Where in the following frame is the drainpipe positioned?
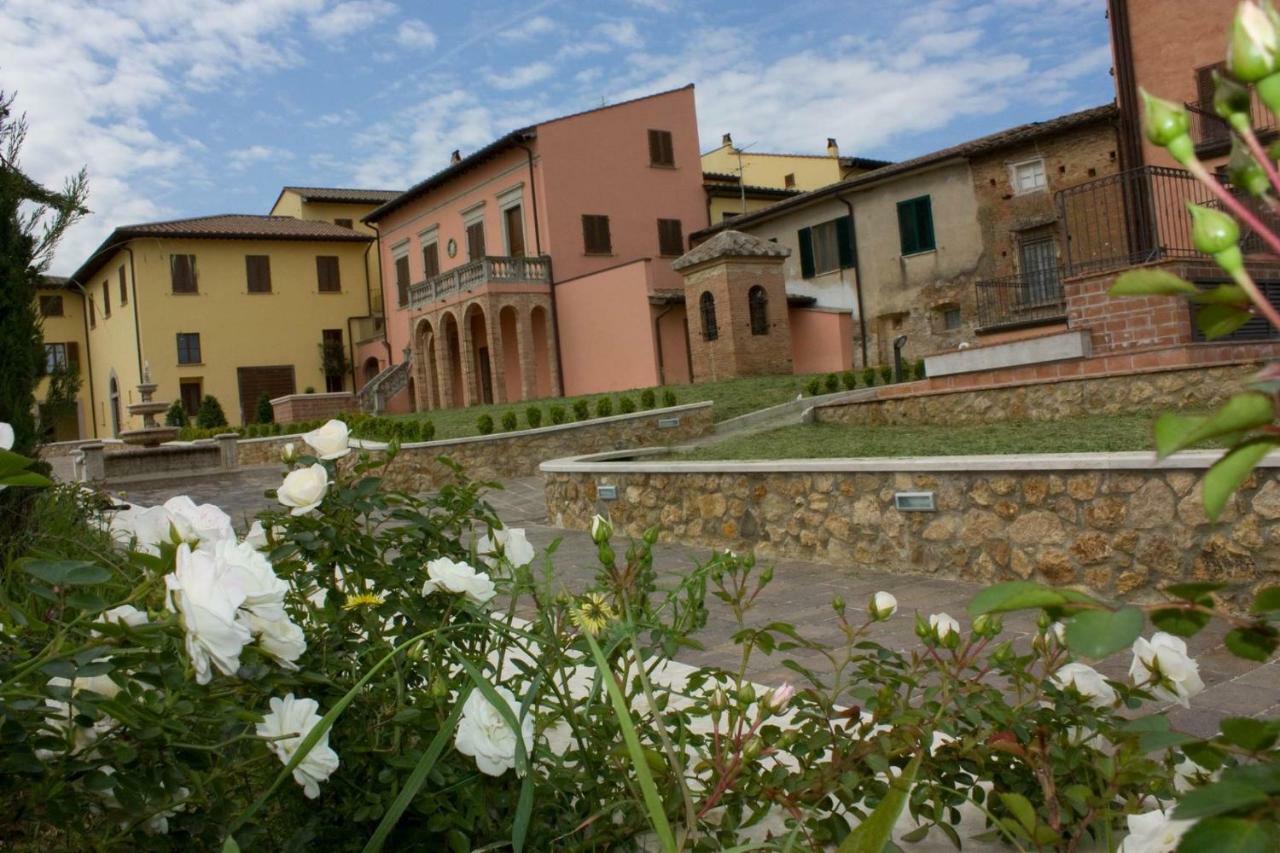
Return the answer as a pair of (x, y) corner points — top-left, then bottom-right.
(653, 302), (675, 385)
(838, 196), (869, 368)
(123, 247), (143, 383)
(369, 222), (394, 369)
(68, 278), (98, 439)
(517, 139), (566, 394)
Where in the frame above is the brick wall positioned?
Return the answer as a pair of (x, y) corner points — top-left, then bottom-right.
(1065, 261), (1195, 354)
(683, 258), (793, 381)
(271, 392), (358, 424)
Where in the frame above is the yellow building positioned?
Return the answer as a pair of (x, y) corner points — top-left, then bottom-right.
(34, 277), (90, 442)
(701, 133), (891, 223)
(67, 214), (376, 435)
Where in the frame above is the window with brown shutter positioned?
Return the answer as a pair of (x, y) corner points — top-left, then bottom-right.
(395, 255), (410, 306)
(504, 205), (525, 256)
(66, 341), (80, 371)
(657, 218), (684, 256)
(246, 255), (272, 293)
(171, 254), (197, 293)
(422, 242), (440, 279)
(118, 266), (128, 306)
(39, 294), (64, 317)
(88, 299), (95, 328)
(334, 218), (353, 229)
(180, 380), (203, 416)
(582, 214), (612, 254)
(316, 256), (340, 292)
(466, 221), (486, 260)
(101, 280), (110, 317)
(648, 129), (675, 167)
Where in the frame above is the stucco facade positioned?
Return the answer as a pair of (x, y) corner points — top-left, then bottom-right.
(34, 280), (89, 441)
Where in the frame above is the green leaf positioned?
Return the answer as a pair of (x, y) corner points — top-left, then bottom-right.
(1196, 303), (1255, 339)
(1064, 607), (1144, 659)
(837, 753), (922, 853)
(1174, 781), (1270, 819)
(1223, 625), (1278, 661)
(1138, 730), (1199, 753)
(22, 560), (111, 586)
(1151, 607), (1211, 637)
(1122, 714), (1171, 733)
(222, 837), (241, 853)
(0, 471), (52, 488)
(1177, 817), (1280, 853)
(1153, 393), (1274, 458)
(1219, 717), (1279, 752)
(0, 449), (35, 477)
(968, 581), (1093, 616)
(1166, 582), (1228, 602)
(1203, 438), (1280, 521)
(999, 792), (1037, 833)
(1189, 284), (1251, 305)
(362, 685), (471, 853)
(1109, 268), (1199, 297)
(1252, 586), (1280, 614)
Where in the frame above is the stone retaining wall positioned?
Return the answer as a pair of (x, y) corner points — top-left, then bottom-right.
(270, 392), (358, 424)
(543, 452), (1280, 602)
(815, 362), (1260, 427)
(238, 403), (714, 490)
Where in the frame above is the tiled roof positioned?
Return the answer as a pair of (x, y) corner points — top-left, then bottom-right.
(692, 103), (1119, 239)
(672, 229), (791, 271)
(282, 186), (403, 204)
(70, 214), (372, 283)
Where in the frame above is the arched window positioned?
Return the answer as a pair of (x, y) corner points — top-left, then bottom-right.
(748, 285), (768, 335)
(699, 291), (718, 341)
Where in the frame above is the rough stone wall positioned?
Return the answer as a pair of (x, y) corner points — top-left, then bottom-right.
(545, 464), (1280, 601)
(815, 362), (1260, 427)
(272, 393), (358, 424)
(236, 404), (714, 484)
(970, 120), (1120, 281)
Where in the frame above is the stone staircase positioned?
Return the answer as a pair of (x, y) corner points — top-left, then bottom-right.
(357, 360), (410, 413)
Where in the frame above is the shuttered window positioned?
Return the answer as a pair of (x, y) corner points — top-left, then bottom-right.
(422, 242), (440, 279)
(101, 280), (110, 317)
(177, 332), (202, 364)
(67, 341), (80, 371)
(39, 294), (63, 317)
(582, 214), (612, 254)
(466, 221), (486, 260)
(797, 215), (855, 278)
(118, 266), (128, 305)
(657, 218), (684, 256)
(648, 129), (675, 166)
(395, 255), (411, 306)
(316, 256), (341, 292)
(246, 255), (272, 293)
(171, 254), (198, 293)
(897, 195), (936, 255)
(699, 291), (718, 340)
(334, 218), (353, 229)
(180, 380), (202, 416)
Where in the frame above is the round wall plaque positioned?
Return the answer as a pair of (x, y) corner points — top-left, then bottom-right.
(446, 238), (458, 258)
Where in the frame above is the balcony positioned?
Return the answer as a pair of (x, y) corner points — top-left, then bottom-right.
(1057, 165), (1280, 279)
(1185, 94), (1276, 158)
(408, 255), (551, 309)
(974, 271), (1066, 332)
(351, 315), (385, 344)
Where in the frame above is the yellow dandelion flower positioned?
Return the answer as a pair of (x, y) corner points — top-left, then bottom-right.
(570, 592), (617, 636)
(343, 592), (385, 610)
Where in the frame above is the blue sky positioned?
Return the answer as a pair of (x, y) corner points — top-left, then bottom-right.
(0, 0), (1113, 274)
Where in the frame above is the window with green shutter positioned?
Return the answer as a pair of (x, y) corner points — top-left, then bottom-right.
(797, 215), (855, 278)
(897, 195), (935, 255)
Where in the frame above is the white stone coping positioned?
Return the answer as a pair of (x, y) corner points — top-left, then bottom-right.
(540, 446), (1280, 474)
(270, 391), (356, 405)
(235, 402), (713, 449)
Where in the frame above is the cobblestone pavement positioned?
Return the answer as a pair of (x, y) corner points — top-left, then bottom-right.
(108, 469), (1279, 737)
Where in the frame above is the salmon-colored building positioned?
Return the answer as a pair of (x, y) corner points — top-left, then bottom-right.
(360, 86), (708, 412)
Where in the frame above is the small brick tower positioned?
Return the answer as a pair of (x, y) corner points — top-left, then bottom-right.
(672, 230), (793, 382)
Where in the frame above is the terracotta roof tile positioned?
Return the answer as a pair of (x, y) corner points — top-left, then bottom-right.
(672, 229), (791, 271)
(282, 186), (403, 204)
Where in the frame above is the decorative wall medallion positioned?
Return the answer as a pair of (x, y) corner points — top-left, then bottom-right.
(446, 238), (458, 258)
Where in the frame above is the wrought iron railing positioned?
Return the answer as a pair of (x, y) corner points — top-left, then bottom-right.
(408, 255), (551, 308)
(1185, 94), (1275, 155)
(975, 272), (1067, 331)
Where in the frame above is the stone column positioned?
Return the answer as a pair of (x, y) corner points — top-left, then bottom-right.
(544, 303), (563, 397)
(486, 302), (507, 405)
(459, 310), (477, 407)
(517, 307), (536, 401)
(80, 443), (105, 482)
(216, 433), (239, 469)
(435, 326), (454, 409)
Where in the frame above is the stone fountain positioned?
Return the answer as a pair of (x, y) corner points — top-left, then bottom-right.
(118, 362), (180, 447)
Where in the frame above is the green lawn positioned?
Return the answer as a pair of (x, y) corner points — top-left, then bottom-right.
(390, 373), (832, 440)
(676, 415), (1196, 460)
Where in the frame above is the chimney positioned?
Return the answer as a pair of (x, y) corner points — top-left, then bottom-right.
(450, 149), (461, 164)
(722, 132), (733, 146)
(826, 137), (839, 158)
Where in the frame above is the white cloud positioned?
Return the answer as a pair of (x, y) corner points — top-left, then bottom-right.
(309, 0), (396, 41)
(596, 20), (643, 48)
(228, 144), (292, 170)
(497, 15), (558, 41)
(627, 0), (677, 10)
(396, 19), (438, 50)
(486, 61), (555, 91)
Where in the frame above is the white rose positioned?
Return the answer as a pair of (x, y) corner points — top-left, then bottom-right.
(1129, 632), (1204, 708)
(108, 504), (176, 555)
(162, 496), (235, 550)
(0, 421), (13, 450)
(96, 604), (149, 631)
(302, 419), (350, 460)
(164, 544), (253, 684)
(869, 591), (897, 621)
(256, 694), (340, 799)
(38, 677), (118, 758)
(277, 464), (329, 516)
(477, 527), (536, 569)
(589, 514), (613, 544)
(214, 539), (289, 623)
(1117, 808), (1194, 853)
(422, 557), (496, 605)
(243, 520), (269, 550)
(1049, 621), (1067, 645)
(242, 612), (307, 669)
(929, 612), (960, 640)
(281, 442), (298, 463)
(1051, 662), (1118, 707)
(455, 685), (534, 777)
(1174, 757), (1217, 793)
